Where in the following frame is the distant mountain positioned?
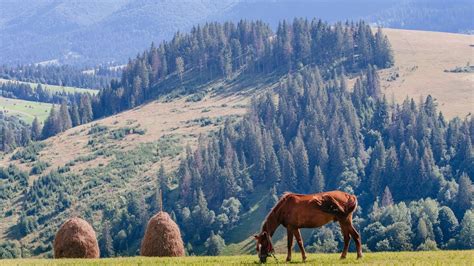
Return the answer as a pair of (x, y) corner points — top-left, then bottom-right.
(0, 0), (238, 65)
(0, 0), (472, 65)
(368, 0), (474, 34)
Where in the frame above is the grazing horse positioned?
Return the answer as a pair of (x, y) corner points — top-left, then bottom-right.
(254, 191), (362, 263)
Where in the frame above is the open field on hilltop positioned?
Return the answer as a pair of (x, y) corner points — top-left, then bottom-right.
(0, 78), (98, 95)
(0, 96), (52, 123)
(0, 251), (472, 265)
(381, 29), (474, 119)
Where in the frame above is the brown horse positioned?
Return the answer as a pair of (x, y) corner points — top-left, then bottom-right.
(254, 190), (362, 263)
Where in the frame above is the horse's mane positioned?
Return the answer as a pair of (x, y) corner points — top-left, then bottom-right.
(262, 192), (293, 231)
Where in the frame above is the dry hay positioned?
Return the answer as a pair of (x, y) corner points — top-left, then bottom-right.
(53, 217), (100, 258)
(140, 211), (185, 257)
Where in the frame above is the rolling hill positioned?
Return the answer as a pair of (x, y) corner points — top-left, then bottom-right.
(0, 28), (472, 257)
(380, 29), (474, 119)
(0, 97), (52, 123)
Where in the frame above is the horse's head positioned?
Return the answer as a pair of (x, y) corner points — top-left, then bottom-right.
(254, 231), (274, 263)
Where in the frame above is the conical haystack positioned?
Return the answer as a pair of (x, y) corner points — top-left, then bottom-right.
(140, 211), (185, 257)
(54, 217), (100, 258)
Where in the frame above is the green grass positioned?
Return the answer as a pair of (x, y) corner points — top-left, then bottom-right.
(0, 97), (53, 123)
(0, 251), (472, 265)
(0, 78), (98, 95)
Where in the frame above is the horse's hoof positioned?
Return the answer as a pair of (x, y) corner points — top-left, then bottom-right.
(286, 258), (291, 262)
(340, 256), (347, 260)
(357, 255), (363, 259)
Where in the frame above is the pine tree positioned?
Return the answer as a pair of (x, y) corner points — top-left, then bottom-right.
(70, 102), (80, 127)
(176, 57), (185, 82)
(42, 106), (59, 139)
(381, 186), (394, 207)
(456, 173), (473, 213)
(457, 210), (474, 249)
(59, 100), (72, 132)
(312, 166), (325, 193)
(31, 116), (41, 141)
(205, 231), (225, 255)
(100, 221), (115, 257)
(20, 127), (30, 146)
(438, 206), (458, 243)
(292, 136), (310, 191)
(79, 94), (93, 124)
(1, 126), (15, 152)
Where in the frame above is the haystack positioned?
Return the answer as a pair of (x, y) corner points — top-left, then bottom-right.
(140, 211), (185, 257)
(54, 217), (100, 258)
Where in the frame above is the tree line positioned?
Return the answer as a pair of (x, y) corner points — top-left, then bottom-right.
(1, 82), (84, 104)
(0, 64), (120, 90)
(4, 19), (393, 151)
(94, 19), (393, 117)
(0, 92), (94, 152)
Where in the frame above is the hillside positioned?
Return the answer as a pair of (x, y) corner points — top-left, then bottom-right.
(0, 97), (52, 123)
(380, 29), (473, 118)
(0, 73), (277, 254)
(1, 27), (472, 258)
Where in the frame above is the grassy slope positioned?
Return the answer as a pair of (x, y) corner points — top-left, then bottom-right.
(380, 29), (473, 119)
(0, 72), (280, 252)
(0, 251), (472, 265)
(0, 96), (52, 123)
(0, 78), (98, 95)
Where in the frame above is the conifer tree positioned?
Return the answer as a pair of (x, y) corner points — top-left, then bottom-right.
(70, 102), (80, 127)
(58, 100), (72, 132)
(31, 117), (41, 141)
(100, 221), (115, 257)
(456, 173), (473, 213)
(381, 186), (394, 207)
(312, 166), (325, 193)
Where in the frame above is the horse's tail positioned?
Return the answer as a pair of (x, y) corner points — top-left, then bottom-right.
(344, 195), (358, 215)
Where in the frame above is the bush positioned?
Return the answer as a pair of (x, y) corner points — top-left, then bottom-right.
(88, 124), (109, 135)
(417, 240), (439, 251)
(0, 241), (21, 259)
(30, 161), (50, 175)
(204, 232), (225, 256)
(11, 143), (45, 163)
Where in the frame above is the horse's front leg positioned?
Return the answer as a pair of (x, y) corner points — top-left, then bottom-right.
(293, 228), (307, 262)
(286, 228), (294, 262)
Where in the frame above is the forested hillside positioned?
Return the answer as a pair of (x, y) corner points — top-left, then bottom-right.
(172, 67), (473, 254)
(0, 18), (472, 259)
(95, 19), (392, 117)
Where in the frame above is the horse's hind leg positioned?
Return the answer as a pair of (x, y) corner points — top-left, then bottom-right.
(293, 229), (307, 262)
(339, 221), (351, 259)
(286, 228), (294, 262)
(349, 224), (363, 259)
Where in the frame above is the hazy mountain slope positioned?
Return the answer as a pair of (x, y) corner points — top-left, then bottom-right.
(0, 0), (238, 65)
(1, 0), (472, 66)
(369, 0), (474, 34)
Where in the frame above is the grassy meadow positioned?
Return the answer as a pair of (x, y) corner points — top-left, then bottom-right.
(0, 78), (98, 95)
(0, 251), (472, 266)
(0, 97), (53, 123)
